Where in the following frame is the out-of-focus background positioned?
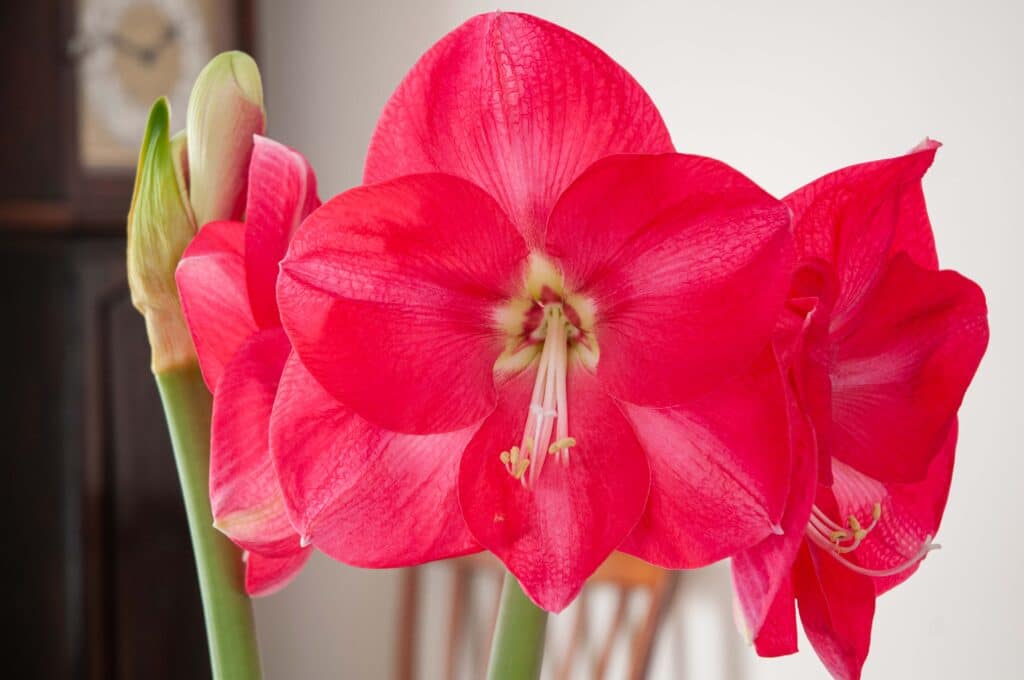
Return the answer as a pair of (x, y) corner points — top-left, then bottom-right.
(3, 1), (1021, 678)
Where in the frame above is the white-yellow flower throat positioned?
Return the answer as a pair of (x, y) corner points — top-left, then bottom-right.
(494, 255), (597, 488)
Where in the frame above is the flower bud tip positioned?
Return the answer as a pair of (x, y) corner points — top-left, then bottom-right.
(227, 51), (263, 108)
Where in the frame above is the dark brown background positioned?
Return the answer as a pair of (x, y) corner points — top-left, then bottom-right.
(0, 2), (254, 677)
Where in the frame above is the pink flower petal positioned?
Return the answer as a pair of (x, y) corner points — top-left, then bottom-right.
(751, 574), (798, 657)
(176, 219), (258, 391)
(775, 260), (837, 484)
(209, 328), (299, 556)
(364, 12), (673, 247)
(458, 364), (650, 612)
(620, 348), (790, 567)
(829, 421), (956, 594)
(244, 136), (320, 328)
(784, 140), (940, 332)
(732, 375), (817, 643)
(270, 352), (481, 566)
(278, 174), (529, 434)
(245, 547), (312, 598)
(832, 255), (988, 483)
(888, 138), (943, 269)
(546, 153), (792, 407)
(794, 543), (875, 680)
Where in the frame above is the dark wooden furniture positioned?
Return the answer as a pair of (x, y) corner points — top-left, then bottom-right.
(2, 240), (209, 679)
(1, 2), (254, 677)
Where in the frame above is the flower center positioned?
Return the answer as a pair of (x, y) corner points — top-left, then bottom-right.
(500, 303), (576, 486)
(804, 502), (940, 577)
(494, 254), (597, 488)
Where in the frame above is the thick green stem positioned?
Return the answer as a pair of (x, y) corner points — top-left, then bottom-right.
(487, 572), (548, 680)
(156, 364), (262, 679)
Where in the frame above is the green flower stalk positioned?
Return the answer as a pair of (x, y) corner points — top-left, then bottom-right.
(487, 573), (548, 680)
(127, 51), (267, 680)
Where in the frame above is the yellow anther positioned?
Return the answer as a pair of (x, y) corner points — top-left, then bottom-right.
(548, 437), (577, 453)
(509, 446), (521, 464)
(847, 516), (862, 532)
(871, 503), (882, 521)
(853, 529), (868, 541)
(830, 530), (849, 543)
(524, 438), (535, 454)
(499, 450), (511, 465)
(512, 458), (530, 479)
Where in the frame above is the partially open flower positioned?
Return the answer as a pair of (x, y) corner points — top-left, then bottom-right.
(177, 135), (320, 596)
(732, 141), (989, 680)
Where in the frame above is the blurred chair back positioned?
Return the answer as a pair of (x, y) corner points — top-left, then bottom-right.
(397, 552), (680, 680)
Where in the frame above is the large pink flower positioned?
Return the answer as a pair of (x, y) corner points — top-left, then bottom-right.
(176, 135), (320, 596)
(731, 142), (989, 679)
(272, 12), (794, 611)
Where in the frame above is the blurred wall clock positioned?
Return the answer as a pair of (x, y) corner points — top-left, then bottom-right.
(75, 0), (209, 162)
(58, 0), (253, 225)
(0, 1), (252, 229)
(73, 0), (249, 170)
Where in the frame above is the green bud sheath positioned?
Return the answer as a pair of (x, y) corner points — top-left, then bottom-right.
(127, 97), (197, 373)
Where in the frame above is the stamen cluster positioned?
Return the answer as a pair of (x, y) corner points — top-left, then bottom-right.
(500, 303), (578, 487)
(804, 502), (939, 577)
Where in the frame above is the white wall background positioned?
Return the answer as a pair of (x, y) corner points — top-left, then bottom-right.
(252, 1), (1024, 677)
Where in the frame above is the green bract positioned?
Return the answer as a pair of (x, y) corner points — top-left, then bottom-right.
(127, 97), (196, 372)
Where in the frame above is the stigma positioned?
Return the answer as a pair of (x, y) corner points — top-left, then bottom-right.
(499, 303), (576, 487)
(804, 502), (940, 577)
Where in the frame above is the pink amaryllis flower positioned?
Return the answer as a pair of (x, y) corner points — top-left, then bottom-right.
(731, 141), (989, 679)
(272, 11), (795, 611)
(176, 135), (320, 596)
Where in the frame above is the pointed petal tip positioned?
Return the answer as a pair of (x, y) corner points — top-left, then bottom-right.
(911, 137), (942, 153)
(244, 548), (313, 597)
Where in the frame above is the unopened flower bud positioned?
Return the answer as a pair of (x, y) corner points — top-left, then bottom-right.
(186, 51), (265, 227)
(127, 97), (197, 372)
